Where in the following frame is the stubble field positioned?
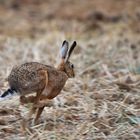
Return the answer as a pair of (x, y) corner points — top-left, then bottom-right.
(0, 0), (140, 139)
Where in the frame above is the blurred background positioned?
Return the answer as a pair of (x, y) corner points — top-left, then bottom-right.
(0, 0), (140, 139)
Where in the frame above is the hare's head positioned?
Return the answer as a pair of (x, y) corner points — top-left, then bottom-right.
(57, 40), (77, 78)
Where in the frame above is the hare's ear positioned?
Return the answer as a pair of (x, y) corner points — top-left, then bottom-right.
(60, 40), (69, 59)
(66, 41), (77, 61)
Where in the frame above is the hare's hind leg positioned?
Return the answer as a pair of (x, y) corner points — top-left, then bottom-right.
(20, 95), (36, 104)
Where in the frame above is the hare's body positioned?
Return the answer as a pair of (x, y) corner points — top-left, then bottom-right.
(9, 62), (48, 95)
(1, 40), (77, 124)
(8, 62), (68, 98)
(41, 65), (68, 99)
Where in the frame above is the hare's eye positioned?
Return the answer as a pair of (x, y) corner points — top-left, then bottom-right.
(70, 64), (74, 68)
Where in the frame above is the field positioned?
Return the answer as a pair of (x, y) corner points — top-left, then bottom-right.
(0, 0), (140, 139)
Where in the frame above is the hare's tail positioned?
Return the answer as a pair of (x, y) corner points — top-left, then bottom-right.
(1, 88), (16, 98)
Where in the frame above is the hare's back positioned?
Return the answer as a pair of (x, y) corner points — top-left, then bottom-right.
(8, 62), (50, 94)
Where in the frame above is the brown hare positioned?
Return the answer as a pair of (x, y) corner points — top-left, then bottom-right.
(1, 40), (77, 124)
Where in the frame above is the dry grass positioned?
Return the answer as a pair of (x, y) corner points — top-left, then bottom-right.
(0, 0), (140, 140)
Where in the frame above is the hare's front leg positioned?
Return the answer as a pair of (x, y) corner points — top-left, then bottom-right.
(28, 90), (44, 119)
(33, 99), (53, 124)
(34, 106), (45, 125)
(29, 70), (48, 119)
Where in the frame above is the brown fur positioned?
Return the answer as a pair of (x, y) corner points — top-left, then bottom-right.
(6, 40), (77, 124)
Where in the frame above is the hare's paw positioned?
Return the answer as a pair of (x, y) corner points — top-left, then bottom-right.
(20, 96), (28, 104)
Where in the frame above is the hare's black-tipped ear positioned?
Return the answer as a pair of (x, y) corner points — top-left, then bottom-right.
(60, 40), (69, 59)
(66, 41), (77, 61)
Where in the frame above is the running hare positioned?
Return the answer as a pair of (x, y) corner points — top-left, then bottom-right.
(1, 40), (77, 124)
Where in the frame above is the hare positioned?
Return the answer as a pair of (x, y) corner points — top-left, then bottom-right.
(1, 40), (77, 124)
